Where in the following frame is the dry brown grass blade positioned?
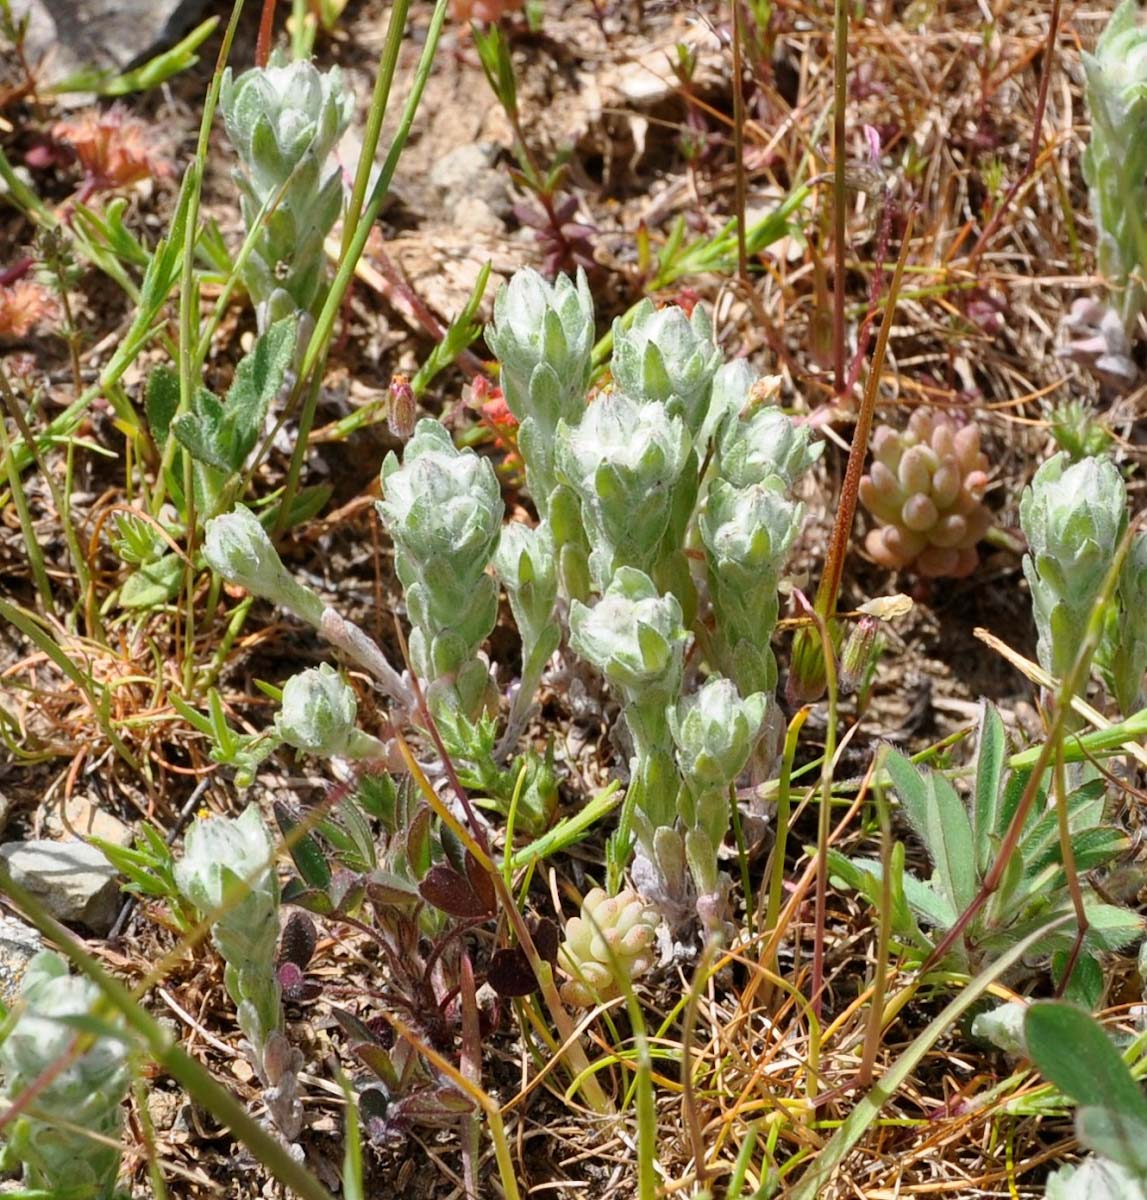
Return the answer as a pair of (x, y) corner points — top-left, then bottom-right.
(974, 626), (1147, 768)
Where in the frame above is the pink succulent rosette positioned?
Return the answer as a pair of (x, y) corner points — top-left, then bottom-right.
(859, 409), (992, 578)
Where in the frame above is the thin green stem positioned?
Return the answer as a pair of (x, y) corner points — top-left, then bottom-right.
(0, 362), (93, 625)
(763, 706), (809, 967)
(858, 751), (892, 1088)
(339, 0), (410, 261)
(730, 781), (754, 942)
(0, 394), (53, 610)
(1050, 741), (1088, 992)
(681, 939), (717, 1190)
(276, 0), (444, 535)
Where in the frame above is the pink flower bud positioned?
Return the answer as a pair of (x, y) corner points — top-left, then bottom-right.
(387, 374), (416, 440)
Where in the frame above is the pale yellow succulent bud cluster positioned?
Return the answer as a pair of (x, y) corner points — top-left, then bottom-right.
(558, 888), (659, 1007)
(859, 409), (992, 578)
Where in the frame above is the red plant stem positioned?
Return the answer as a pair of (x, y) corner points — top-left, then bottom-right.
(813, 207), (915, 623)
(802, 590), (838, 1021)
(370, 247), (486, 379)
(844, 186), (894, 393)
(831, 0), (848, 394)
(0, 257), (33, 287)
(965, 0), (1061, 262)
(256, 0), (277, 67)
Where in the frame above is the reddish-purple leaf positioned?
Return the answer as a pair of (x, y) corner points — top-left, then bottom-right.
(406, 804), (432, 878)
(391, 1085), (474, 1126)
(327, 869), (365, 914)
(464, 851), (496, 916)
(419, 864), (490, 919)
(531, 916), (560, 965)
(487, 947), (537, 997)
(279, 910), (317, 970)
(353, 1041), (401, 1090)
(332, 1006), (381, 1047)
(332, 1008), (400, 1089)
(277, 961), (306, 1000)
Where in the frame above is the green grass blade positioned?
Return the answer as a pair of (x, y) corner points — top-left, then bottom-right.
(789, 913), (1073, 1199)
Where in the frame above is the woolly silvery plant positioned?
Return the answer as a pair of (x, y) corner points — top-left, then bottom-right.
(1111, 532), (1147, 714)
(1096, 526), (1147, 716)
(485, 268), (595, 601)
(859, 409), (993, 579)
(569, 568), (691, 908)
(556, 392), (692, 592)
(196, 274), (820, 936)
(699, 478), (805, 698)
(377, 419), (503, 718)
(702, 358), (756, 452)
(276, 663), (389, 760)
(220, 52), (354, 330)
(1020, 453), (1126, 688)
(1083, 0), (1147, 332)
(668, 677), (767, 929)
(203, 505), (410, 709)
(204, 504), (324, 625)
(174, 805), (302, 1140)
(610, 298), (722, 436)
(493, 520), (561, 745)
(485, 267), (594, 516)
(713, 389), (822, 491)
(697, 392), (819, 703)
(1060, 3), (1147, 381)
(0, 952), (131, 1199)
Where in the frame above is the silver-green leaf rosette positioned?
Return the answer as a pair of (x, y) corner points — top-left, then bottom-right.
(377, 419), (503, 719)
(221, 52), (355, 331)
(174, 804), (303, 1141)
(0, 952), (132, 1199)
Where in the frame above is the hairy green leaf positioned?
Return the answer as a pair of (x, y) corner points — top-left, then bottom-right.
(973, 702), (1006, 872)
(1026, 1002), (1147, 1120)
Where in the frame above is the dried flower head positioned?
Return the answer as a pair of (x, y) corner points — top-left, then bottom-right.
(0, 277), (56, 339)
(53, 105), (166, 193)
(859, 408), (992, 578)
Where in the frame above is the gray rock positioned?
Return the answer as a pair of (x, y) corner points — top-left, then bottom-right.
(0, 913), (43, 1004)
(45, 792), (133, 849)
(0, 839), (120, 934)
(429, 142), (511, 229)
(11, 0), (210, 89)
